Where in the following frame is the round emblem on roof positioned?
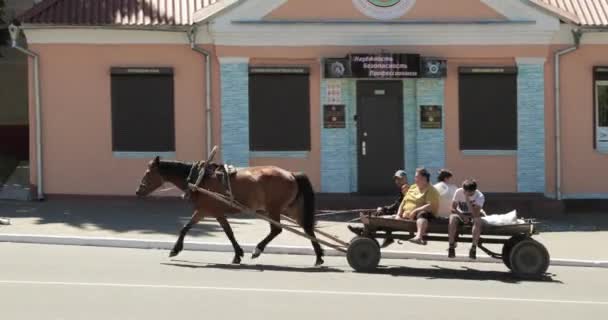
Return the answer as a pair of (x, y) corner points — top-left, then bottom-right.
(353, 0), (416, 20)
(367, 0), (401, 7)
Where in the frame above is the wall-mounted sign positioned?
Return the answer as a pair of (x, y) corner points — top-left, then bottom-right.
(420, 57), (447, 78)
(352, 0), (417, 20)
(324, 54), (446, 79)
(324, 58), (352, 78)
(326, 81), (343, 104)
(324, 104), (346, 128)
(420, 105), (442, 129)
(350, 53), (420, 78)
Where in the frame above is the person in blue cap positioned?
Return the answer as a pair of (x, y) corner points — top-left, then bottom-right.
(348, 169), (409, 247)
(376, 170), (410, 217)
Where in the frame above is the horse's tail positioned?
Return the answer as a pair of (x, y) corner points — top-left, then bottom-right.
(293, 172), (316, 231)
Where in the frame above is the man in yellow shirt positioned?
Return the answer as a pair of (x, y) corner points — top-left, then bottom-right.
(395, 168), (440, 245)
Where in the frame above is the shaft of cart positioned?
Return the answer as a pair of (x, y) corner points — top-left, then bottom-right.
(188, 183), (348, 253)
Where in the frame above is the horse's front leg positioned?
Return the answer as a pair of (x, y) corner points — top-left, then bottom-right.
(170, 210), (202, 257)
(216, 216), (244, 264)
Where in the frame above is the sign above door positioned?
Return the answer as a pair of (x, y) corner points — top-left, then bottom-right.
(324, 54), (446, 79)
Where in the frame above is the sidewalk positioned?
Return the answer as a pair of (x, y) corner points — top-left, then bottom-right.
(1, 198), (607, 264)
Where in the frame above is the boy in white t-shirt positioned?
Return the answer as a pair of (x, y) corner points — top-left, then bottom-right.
(433, 169), (458, 219)
(448, 179), (485, 259)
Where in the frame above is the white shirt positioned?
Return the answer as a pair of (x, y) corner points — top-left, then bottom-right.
(434, 181), (458, 218)
(452, 188), (485, 214)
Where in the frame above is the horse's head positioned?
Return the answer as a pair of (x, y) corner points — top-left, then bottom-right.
(136, 156), (164, 197)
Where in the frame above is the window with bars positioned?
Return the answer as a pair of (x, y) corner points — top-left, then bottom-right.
(248, 67), (311, 151)
(595, 67), (608, 151)
(110, 67), (175, 153)
(458, 67), (518, 150)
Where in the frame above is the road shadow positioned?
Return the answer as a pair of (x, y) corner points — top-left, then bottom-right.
(534, 213), (608, 232)
(162, 259), (560, 284)
(375, 264), (562, 284)
(162, 259), (345, 274)
(0, 197), (254, 236)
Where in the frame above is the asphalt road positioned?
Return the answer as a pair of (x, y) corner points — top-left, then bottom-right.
(1, 243), (607, 320)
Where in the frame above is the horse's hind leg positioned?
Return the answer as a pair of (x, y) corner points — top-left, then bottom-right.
(305, 228), (325, 267)
(252, 211), (282, 259)
(285, 203), (324, 266)
(170, 210), (201, 258)
(217, 216), (244, 264)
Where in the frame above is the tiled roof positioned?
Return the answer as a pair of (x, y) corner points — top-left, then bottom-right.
(18, 0), (608, 28)
(19, 0), (221, 26)
(534, 0), (608, 26)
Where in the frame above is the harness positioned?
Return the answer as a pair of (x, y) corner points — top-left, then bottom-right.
(215, 164), (237, 200)
(184, 161), (237, 201)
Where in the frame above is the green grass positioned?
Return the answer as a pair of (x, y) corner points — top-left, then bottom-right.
(0, 154), (19, 185)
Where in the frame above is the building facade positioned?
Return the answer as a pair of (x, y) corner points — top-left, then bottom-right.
(9, 0), (608, 200)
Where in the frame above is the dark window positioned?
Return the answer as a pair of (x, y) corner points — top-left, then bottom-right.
(458, 67), (518, 150)
(249, 69), (310, 151)
(0, 28), (9, 54)
(110, 68), (175, 152)
(0, 14), (8, 54)
(594, 67), (608, 150)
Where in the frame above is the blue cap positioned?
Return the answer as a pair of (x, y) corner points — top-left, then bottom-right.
(394, 170), (407, 178)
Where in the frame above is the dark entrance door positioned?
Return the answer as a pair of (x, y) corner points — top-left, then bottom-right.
(357, 80), (404, 195)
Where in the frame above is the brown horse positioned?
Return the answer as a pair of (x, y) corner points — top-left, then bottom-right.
(135, 156), (324, 266)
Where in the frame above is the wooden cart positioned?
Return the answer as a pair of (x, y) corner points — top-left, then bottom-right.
(346, 213), (550, 278)
(189, 146), (549, 278)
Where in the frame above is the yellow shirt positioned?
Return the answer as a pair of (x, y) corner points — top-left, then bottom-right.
(400, 184), (440, 219)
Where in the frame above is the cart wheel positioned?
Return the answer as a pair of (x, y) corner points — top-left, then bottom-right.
(509, 239), (550, 279)
(347, 237), (381, 273)
(502, 235), (527, 270)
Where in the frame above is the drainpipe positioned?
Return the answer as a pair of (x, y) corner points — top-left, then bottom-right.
(8, 23), (44, 200)
(554, 29), (582, 201)
(187, 26), (213, 158)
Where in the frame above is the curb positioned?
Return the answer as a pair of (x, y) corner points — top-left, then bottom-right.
(1, 234), (607, 269)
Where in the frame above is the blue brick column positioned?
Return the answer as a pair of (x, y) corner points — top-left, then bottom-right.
(415, 79), (446, 182)
(220, 58), (250, 167)
(404, 79), (418, 179)
(320, 79), (356, 192)
(345, 80), (358, 192)
(516, 58), (546, 193)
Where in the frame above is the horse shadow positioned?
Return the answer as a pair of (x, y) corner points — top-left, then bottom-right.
(162, 259), (560, 284)
(162, 259), (345, 273)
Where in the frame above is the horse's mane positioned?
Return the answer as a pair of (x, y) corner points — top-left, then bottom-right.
(158, 160), (195, 179)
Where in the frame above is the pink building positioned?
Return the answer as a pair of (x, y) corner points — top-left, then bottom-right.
(6, 0), (608, 205)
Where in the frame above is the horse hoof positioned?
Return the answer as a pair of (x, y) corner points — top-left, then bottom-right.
(169, 250), (180, 258)
(252, 248), (262, 259)
(315, 258), (324, 267)
(232, 256), (241, 264)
